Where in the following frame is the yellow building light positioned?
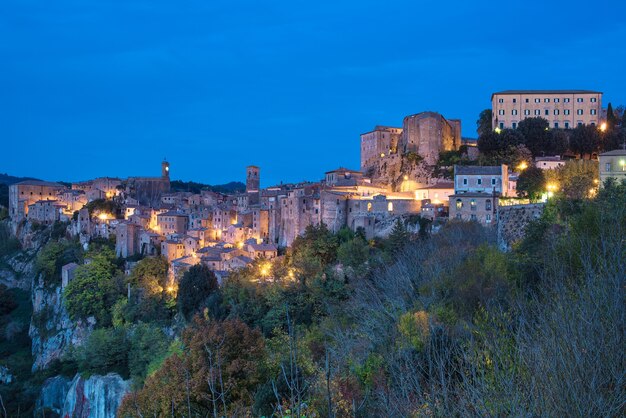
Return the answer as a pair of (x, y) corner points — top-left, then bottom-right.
(494, 127), (502, 134)
(380, 153), (385, 158)
(599, 122), (607, 132)
(517, 161), (528, 171)
(403, 175), (409, 181)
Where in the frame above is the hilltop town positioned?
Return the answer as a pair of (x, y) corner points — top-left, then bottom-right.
(1, 89), (625, 417)
(6, 90), (626, 284)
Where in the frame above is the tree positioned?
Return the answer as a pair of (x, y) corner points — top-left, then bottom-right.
(387, 219), (409, 255)
(516, 166), (545, 201)
(516, 117), (550, 156)
(178, 264), (219, 320)
(557, 160), (599, 200)
(337, 236), (370, 273)
(606, 102), (617, 129)
(569, 125), (600, 158)
(128, 323), (170, 383)
(476, 109), (493, 137)
(73, 327), (130, 377)
(545, 129), (568, 156)
(63, 252), (120, 325)
(129, 256), (169, 294)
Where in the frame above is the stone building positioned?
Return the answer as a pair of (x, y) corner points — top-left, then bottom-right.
(535, 156), (566, 170)
(156, 211), (189, 236)
(491, 90), (603, 130)
(360, 126), (402, 171)
(115, 222), (140, 258)
(361, 111), (461, 173)
(449, 192), (497, 225)
(400, 112), (462, 165)
(599, 149), (626, 184)
(9, 180), (67, 222)
(453, 165), (510, 196)
(27, 200), (65, 224)
(126, 160), (171, 206)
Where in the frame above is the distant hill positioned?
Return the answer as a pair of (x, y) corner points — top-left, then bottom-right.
(170, 180), (246, 194)
(0, 173), (41, 186)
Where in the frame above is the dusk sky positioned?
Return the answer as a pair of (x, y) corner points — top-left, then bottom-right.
(1, 0), (625, 186)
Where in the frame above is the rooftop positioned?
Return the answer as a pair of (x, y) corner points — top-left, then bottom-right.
(455, 165), (504, 175)
(492, 90), (602, 99)
(14, 180), (65, 188)
(599, 149), (626, 156)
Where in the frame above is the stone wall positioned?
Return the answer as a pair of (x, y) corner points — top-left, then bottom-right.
(497, 203), (545, 251)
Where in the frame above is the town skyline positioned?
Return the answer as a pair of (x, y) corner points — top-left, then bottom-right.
(2, 0), (626, 185)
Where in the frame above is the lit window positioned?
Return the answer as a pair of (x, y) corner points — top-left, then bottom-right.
(367, 202), (372, 212)
(470, 199), (476, 210)
(387, 202), (393, 212)
(456, 199), (463, 209)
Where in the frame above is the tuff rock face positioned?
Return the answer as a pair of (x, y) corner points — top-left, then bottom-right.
(29, 274), (93, 371)
(37, 375), (72, 416)
(37, 373), (130, 418)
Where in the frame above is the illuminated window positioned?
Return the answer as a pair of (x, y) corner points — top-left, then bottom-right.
(456, 199), (463, 209)
(367, 203), (372, 212)
(387, 202), (393, 212)
(470, 199), (476, 210)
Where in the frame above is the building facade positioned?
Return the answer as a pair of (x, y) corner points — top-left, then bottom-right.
(599, 149), (626, 184)
(492, 90), (603, 130)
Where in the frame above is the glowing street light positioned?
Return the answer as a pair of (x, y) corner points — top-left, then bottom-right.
(494, 127), (502, 134)
(600, 122), (607, 132)
(517, 161), (528, 171)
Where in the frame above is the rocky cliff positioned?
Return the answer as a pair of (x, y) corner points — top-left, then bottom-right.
(29, 274), (93, 371)
(37, 373), (130, 418)
(497, 203), (545, 251)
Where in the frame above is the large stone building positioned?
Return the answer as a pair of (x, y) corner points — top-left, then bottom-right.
(491, 90), (603, 130)
(360, 111), (462, 173)
(400, 112), (461, 165)
(9, 180), (67, 222)
(126, 160), (171, 206)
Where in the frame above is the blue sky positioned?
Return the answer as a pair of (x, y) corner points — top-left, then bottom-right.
(1, 0), (625, 186)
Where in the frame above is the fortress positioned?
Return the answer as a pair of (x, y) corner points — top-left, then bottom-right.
(361, 111), (462, 172)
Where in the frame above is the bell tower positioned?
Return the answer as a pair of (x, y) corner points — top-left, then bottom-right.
(162, 160), (170, 180)
(246, 165), (260, 205)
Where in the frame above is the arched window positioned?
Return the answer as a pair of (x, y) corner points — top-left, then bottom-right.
(456, 199), (463, 209)
(486, 199), (492, 211)
(387, 202), (393, 212)
(367, 202), (372, 212)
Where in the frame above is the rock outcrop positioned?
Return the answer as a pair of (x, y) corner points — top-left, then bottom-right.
(29, 274), (93, 371)
(36, 375), (72, 416)
(37, 373), (130, 418)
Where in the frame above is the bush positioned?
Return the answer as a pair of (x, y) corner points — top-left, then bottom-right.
(34, 240), (82, 285)
(74, 327), (130, 377)
(178, 264), (219, 320)
(63, 252), (121, 326)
